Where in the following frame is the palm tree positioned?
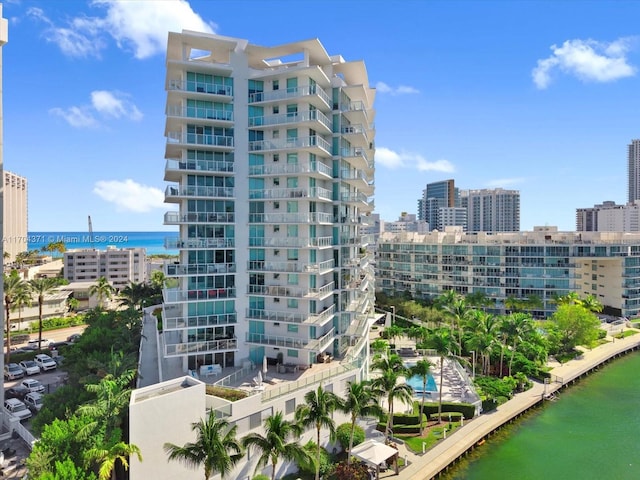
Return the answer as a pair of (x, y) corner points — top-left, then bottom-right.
(3, 272), (27, 363)
(242, 411), (311, 480)
(504, 312), (535, 376)
(90, 276), (115, 309)
(11, 283), (32, 331)
(28, 277), (58, 349)
(85, 440), (142, 480)
(371, 353), (405, 375)
(409, 360), (434, 435)
(165, 415), (243, 480)
(371, 369), (414, 442)
(118, 282), (147, 311)
(430, 328), (458, 423)
(337, 380), (384, 463)
(580, 294), (603, 313)
(295, 385), (340, 480)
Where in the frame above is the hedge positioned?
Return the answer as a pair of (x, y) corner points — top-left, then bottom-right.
(415, 401), (475, 420)
(392, 412), (427, 425)
(429, 412), (462, 422)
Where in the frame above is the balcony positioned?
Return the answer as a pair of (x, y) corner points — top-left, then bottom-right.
(306, 327), (336, 352)
(247, 258), (334, 273)
(249, 236), (333, 248)
(245, 306), (334, 326)
(248, 84), (331, 109)
(167, 131), (234, 149)
(165, 158), (234, 181)
(165, 185), (234, 203)
(167, 105), (233, 123)
(248, 135), (331, 156)
(340, 169), (374, 194)
(165, 237), (235, 250)
(168, 79), (233, 98)
(340, 124), (374, 149)
(163, 288), (236, 304)
(339, 147), (373, 171)
(245, 327), (335, 352)
(248, 110), (332, 133)
(165, 263), (236, 276)
(340, 191), (369, 205)
(247, 281), (334, 299)
(249, 186), (332, 202)
(340, 101), (372, 124)
(249, 212), (333, 224)
(164, 211), (235, 225)
(165, 337), (238, 357)
(249, 160), (332, 179)
(163, 312), (237, 330)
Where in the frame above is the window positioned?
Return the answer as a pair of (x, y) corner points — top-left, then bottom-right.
(273, 130), (280, 139)
(274, 225), (280, 232)
(273, 80), (279, 90)
(287, 324), (298, 333)
(273, 106), (279, 114)
(285, 398), (296, 414)
(273, 178), (280, 186)
(273, 202), (280, 210)
(288, 274), (299, 285)
(273, 154), (279, 162)
(250, 412), (261, 429)
(287, 349), (298, 358)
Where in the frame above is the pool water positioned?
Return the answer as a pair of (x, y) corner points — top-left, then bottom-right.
(405, 373), (438, 393)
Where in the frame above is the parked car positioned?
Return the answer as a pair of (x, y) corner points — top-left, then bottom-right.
(67, 333), (81, 343)
(21, 378), (45, 394)
(48, 341), (70, 353)
(19, 360), (41, 376)
(4, 398), (32, 421)
(23, 392), (44, 413)
(5, 385), (29, 400)
(4, 363), (24, 380)
(34, 354), (57, 372)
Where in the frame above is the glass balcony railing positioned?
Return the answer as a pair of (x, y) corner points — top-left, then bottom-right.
(163, 288), (236, 303)
(163, 312), (237, 330)
(246, 259), (334, 273)
(248, 135), (330, 155)
(245, 304), (335, 325)
(166, 158), (234, 174)
(249, 110), (331, 131)
(248, 236), (332, 248)
(168, 79), (233, 97)
(165, 185), (234, 199)
(167, 132), (234, 148)
(247, 281), (334, 298)
(165, 237), (235, 249)
(249, 160), (332, 178)
(248, 84), (331, 107)
(167, 105), (233, 122)
(165, 263), (236, 276)
(165, 337), (238, 357)
(248, 212), (333, 224)
(248, 186), (332, 201)
(164, 212), (235, 224)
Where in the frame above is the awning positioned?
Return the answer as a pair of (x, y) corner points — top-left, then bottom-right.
(350, 440), (397, 467)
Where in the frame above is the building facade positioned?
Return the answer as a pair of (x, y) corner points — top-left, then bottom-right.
(3, 171), (27, 262)
(460, 188), (520, 232)
(576, 201), (640, 233)
(418, 179), (457, 229)
(162, 32), (376, 372)
(629, 139), (640, 203)
(377, 226), (640, 318)
(63, 247), (146, 288)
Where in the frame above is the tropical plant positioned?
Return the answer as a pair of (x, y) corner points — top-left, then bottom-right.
(165, 415), (243, 480)
(430, 328), (459, 423)
(371, 353), (405, 375)
(502, 313), (535, 376)
(28, 277), (59, 348)
(11, 280), (32, 331)
(85, 438), (142, 480)
(242, 411), (311, 480)
(4, 271), (27, 363)
(409, 359), (434, 435)
(295, 385), (340, 480)
(89, 277), (115, 309)
(337, 381), (383, 463)
(465, 310), (499, 376)
(371, 369), (413, 441)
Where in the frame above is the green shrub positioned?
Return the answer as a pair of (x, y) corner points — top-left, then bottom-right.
(205, 385), (248, 401)
(301, 441), (332, 477)
(482, 398), (498, 411)
(252, 475), (270, 480)
(392, 412), (426, 425)
(336, 423), (365, 451)
(429, 412), (462, 422)
(415, 401), (475, 419)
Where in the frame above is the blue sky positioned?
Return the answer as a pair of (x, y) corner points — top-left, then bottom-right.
(3, 0), (640, 232)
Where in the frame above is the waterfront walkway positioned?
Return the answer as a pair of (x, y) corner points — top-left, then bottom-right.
(397, 333), (640, 480)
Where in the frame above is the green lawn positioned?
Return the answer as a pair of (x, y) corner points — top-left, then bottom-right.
(397, 421), (462, 453)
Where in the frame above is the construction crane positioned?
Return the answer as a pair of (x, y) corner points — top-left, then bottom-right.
(88, 215), (94, 249)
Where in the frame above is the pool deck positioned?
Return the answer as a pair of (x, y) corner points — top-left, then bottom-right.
(395, 332), (640, 479)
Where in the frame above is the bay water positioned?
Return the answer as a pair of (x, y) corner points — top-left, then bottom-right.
(443, 352), (640, 479)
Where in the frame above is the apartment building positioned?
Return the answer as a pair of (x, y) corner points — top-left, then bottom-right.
(63, 246), (146, 288)
(417, 179), (457, 229)
(460, 188), (520, 232)
(3, 171), (27, 262)
(161, 31), (375, 374)
(377, 226), (640, 318)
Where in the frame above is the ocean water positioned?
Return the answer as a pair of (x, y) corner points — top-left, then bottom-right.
(443, 352), (640, 480)
(27, 231), (178, 256)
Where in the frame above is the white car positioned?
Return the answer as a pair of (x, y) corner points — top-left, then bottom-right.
(4, 363), (24, 380)
(34, 354), (57, 372)
(21, 378), (45, 394)
(4, 398), (32, 421)
(24, 392), (44, 413)
(19, 360), (41, 376)
(27, 338), (51, 350)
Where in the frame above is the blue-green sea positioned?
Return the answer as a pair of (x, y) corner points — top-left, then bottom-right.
(444, 352), (640, 479)
(28, 231), (178, 256)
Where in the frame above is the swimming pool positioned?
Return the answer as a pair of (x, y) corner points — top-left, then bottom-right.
(405, 373), (438, 393)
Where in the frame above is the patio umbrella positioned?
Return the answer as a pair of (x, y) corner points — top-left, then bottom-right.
(263, 355), (268, 374)
(257, 370), (263, 386)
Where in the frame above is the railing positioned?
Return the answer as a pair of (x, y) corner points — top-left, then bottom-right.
(249, 212), (333, 224)
(249, 161), (332, 177)
(166, 185), (234, 198)
(246, 332), (306, 349)
(166, 263), (236, 275)
(165, 237), (235, 249)
(248, 236), (333, 248)
(340, 192), (369, 203)
(164, 212), (235, 224)
(163, 312), (237, 329)
(167, 105), (234, 121)
(213, 364), (255, 388)
(245, 305), (335, 325)
(169, 79), (233, 96)
(249, 110), (331, 131)
(166, 158), (234, 174)
(167, 132), (234, 147)
(261, 362), (355, 402)
(165, 337), (238, 356)
(163, 288), (236, 303)
(249, 186), (332, 201)
(248, 135), (330, 154)
(248, 84), (331, 106)
(306, 327), (335, 351)
(247, 260), (334, 273)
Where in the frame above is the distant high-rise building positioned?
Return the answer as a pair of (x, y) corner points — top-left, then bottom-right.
(418, 179), (457, 230)
(576, 201), (619, 232)
(629, 139), (640, 203)
(460, 188), (520, 232)
(3, 171), (27, 261)
(64, 247), (146, 288)
(576, 200), (640, 232)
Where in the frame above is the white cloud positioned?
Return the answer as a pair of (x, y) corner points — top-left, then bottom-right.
(49, 106), (98, 128)
(91, 91), (143, 121)
(376, 81), (420, 95)
(533, 37), (636, 89)
(485, 177), (525, 188)
(376, 147), (455, 173)
(51, 90), (142, 128)
(93, 179), (165, 213)
(29, 0), (215, 59)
